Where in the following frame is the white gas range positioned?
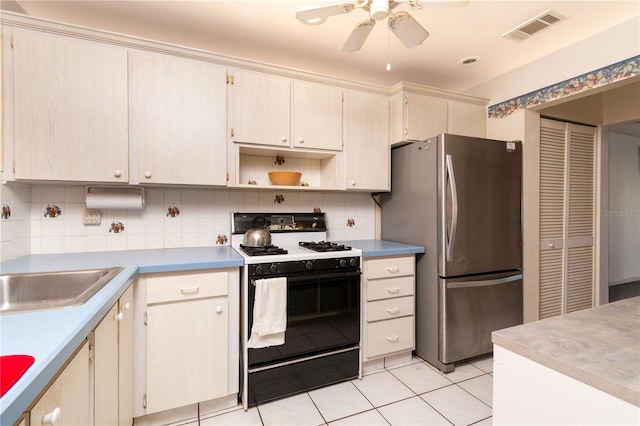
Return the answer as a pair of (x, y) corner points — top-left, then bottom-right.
(231, 212), (362, 408)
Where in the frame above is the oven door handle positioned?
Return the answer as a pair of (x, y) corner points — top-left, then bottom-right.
(286, 271), (361, 283)
(252, 270), (362, 286)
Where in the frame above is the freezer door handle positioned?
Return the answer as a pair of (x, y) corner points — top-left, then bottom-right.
(446, 274), (523, 289)
(445, 154), (459, 262)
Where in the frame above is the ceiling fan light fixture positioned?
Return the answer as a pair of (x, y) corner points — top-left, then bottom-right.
(388, 11), (429, 48)
(370, 0), (389, 20)
(342, 18), (376, 52)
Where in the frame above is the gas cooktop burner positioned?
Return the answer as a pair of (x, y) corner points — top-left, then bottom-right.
(240, 244), (288, 256)
(299, 241), (353, 252)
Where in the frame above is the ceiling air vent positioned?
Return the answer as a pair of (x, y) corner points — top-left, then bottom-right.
(502, 9), (566, 42)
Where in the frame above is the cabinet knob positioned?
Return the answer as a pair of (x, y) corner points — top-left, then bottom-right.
(216, 306), (223, 314)
(144, 171), (152, 179)
(386, 307), (400, 315)
(548, 243), (555, 248)
(114, 312), (124, 321)
(281, 137), (287, 143)
(386, 267), (400, 273)
(122, 302), (131, 311)
(42, 407), (61, 425)
(298, 138), (304, 144)
(386, 335), (400, 343)
(386, 287), (400, 294)
(114, 170), (122, 178)
(350, 180), (356, 186)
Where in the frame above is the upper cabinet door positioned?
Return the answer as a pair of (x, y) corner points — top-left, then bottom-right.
(344, 90), (389, 191)
(449, 101), (486, 138)
(292, 80), (343, 151)
(405, 93), (448, 141)
(232, 70), (291, 147)
(12, 29), (128, 182)
(130, 52), (227, 185)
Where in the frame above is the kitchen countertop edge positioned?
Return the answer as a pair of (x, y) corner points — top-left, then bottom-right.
(492, 297), (640, 407)
(337, 239), (425, 257)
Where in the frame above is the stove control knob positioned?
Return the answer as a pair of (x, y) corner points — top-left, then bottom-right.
(255, 265), (264, 275)
(339, 259), (348, 268)
(269, 264), (278, 273)
(349, 258), (358, 267)
(305, 261), (313, 270)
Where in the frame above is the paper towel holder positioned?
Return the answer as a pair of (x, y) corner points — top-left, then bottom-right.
(85, 186), (145, 210)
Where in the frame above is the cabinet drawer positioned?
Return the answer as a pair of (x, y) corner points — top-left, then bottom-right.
(366, 276), (414, 301)
(365, 256), (414, 280)
(146, 271), (228, 304)
(367, 296), (414, 322)
(366, 316), (414, 359)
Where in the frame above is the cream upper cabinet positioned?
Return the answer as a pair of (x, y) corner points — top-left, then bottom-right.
(30, 342), (90, 426)
(232, 70), (291, 148)
(449, 101), (486, 138)
(11, 29), (128, 182)
(391, 91), (448, 143)
(344, 90), (389, 191)
(232, 71), (343, 151)
(129, 52), (227, 185)
(292, 80), (343, 150)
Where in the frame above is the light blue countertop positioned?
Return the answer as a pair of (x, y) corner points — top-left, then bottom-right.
(0, 247), (243, 426)
(0, 240), (423, 424)
(339, 239), (425, 257)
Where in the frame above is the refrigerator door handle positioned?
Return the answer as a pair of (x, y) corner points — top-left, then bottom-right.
(446, 274), (523, 289)
(445, 154), (459, 261)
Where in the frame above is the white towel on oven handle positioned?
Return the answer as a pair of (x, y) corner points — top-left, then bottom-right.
(247, 277), (287, 348)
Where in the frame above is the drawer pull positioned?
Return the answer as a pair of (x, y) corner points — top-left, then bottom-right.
(385, 287), (400, 294)
(114, 312), (124, 321)
(386, 335), (399, 343)
(180, 286), (200, 294)
(386, 267), (400, 273)
(386, 307), (400, 315)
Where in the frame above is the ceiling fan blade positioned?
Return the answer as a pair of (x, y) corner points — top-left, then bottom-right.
(342, 18), (375, 52)
(296, 3), (356, 24)
(388, 11), (429, 48)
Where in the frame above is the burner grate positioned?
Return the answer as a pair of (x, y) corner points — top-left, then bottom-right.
(240, 244), (288, 256)
(299, 241), (352, 252)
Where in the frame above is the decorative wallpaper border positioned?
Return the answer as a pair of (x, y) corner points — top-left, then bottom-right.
(488, 56), (640, 119)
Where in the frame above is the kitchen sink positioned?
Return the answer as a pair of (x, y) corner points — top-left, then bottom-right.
(0, 267), (124, 314)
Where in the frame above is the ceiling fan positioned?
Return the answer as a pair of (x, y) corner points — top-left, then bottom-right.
(296, 0), (429, 52)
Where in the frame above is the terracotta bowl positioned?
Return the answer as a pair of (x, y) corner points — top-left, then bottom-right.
(268, 171), (302, 186)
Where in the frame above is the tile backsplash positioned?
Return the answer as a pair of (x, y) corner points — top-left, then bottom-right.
(1, 183), (377, 262)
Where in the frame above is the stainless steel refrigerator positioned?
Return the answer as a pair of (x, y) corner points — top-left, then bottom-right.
(381, 133), (523, 373)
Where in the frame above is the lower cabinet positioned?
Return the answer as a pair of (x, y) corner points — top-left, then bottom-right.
(133, 269), (239, 418)
(30, 342), (90, 426)
(362, 255), (416, 363)
(93, 284), (133, 426)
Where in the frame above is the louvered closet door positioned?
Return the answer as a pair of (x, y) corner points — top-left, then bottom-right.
(539, 120), (566, 318)
(565, 124), (596, 312)
(538, 119), (595, 319)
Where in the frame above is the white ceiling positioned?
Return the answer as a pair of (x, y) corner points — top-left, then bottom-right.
(2, 1), (639, 94)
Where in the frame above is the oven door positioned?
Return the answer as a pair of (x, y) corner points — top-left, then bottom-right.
(247, 269), (361, 368)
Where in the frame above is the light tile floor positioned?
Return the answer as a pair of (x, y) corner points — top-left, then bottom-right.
(175, 355), (493, 426)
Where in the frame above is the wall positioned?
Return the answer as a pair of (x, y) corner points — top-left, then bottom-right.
(0, 183), (376, 262)
(607, 132), (640, 285)
(466, 16), (640, 105)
